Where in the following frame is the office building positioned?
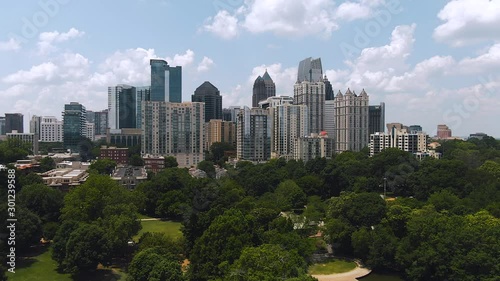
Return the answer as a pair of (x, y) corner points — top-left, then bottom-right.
(6, 131), (39, 155)
(258, 96), (293, 109)
(437, 124), (452, 139)
(63, 102), (86, 152)
(108, 84), (142, 130)
(324, 100), (335, 139)
(142, 102), (204, 168)
(87, 110), (109, 136)
(205, 119), (236, 149)
(295, 132), (334, 162)
(334, 89), (369, 153)
(29, 115), (41, 139)
(222, 108), (232, 122)
(252, 70), (276, 107)
(107, 128), (142, 147)
(236, 107), (271, 162)
(150, 59), (182, 103)
(370, 126), (429, 156)
(387, 123), (407, 133)
(324, 75), (335, 101)
(192, 81), (222, 122)
(408, 125), (423, 133)
(5, 113), (24, 134)
(100, 146), (129, 165)
(297, 57), (323, 83)
(85, 122), (95, 141)
(40, 116), (63, 142)
(369, 103), (385, 135)
(270, 104), (308, 160)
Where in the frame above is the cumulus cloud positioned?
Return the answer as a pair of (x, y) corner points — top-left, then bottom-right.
(434, 0), (500, 46)
(248, 63), (297, 96)
(202, 0), (390, 39)
(166, 49), (195, 67)
(0, 38), (21, 51)
(197, 56), (214, 72)
(202, 10), (240, 39)
(37, 28), (85, 55)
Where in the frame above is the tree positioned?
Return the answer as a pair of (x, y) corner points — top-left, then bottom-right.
(129, 154), (144, 166)
(189, 209), (256, 280)
(39, 156), (56, 172)
(10, 206), (42, 252)
(274, 180), (307, 211)
(197, 160), (216, 178)
(88, 158), (116, 175)
(328, 192), (387, 228)
(62, 224), (110, 273)
(148, 259), (184, 281)
(128, 248), (180, 281)
(164, 156), (178, 168)
(226, 244), (308, 281)
(137, 232), (183, 261)
(18, 183), (63, 222)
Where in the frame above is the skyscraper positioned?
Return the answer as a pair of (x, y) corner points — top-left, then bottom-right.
(63, 102), (86, 152)
(30, 115), (42, 139)
(294, 79), (325, 135)
(270, 104), (308, 160)
(236, 107), (271, 162)
(5, 113), (24, 134)
(324, 100), (335, 138)
(150, 59), (182, 103)
(205, 119), (236, 150)
(252, 70), (276, 107)
(192, 81), (222, 122)
(0, 116), (5, 135)
(142, 101), (204, 167)
(334, 89), (369, 153)
(108, 85), (142, 130)
(437, 124), (452, 139)
(368, 102), (385, 135)
(297, 57), (323, 83)
(324, 75), (335, 101)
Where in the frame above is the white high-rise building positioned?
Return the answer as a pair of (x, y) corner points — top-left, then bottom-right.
(258, 96), (293, 109)
(40, 117), (63, 142)
(294, 81), (325, 135)
(334, 89), (369, 153)
(370, 126), (429, 156)
(270, 104), (308, 160)
(142, 101), (204, 168)
(85, 122), (95, 141)
(324, 100), (335, 139)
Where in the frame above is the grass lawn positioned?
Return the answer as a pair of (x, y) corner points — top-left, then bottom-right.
(357, 273), (404, 281)
(8, 246), (127, 281)
(308, 259), (357, 275)
(134, 220), (183, 241)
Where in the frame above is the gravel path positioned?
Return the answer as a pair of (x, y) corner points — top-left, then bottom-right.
(311, 262), (371, 281)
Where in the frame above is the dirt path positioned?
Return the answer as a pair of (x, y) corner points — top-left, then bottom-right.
(311, 262), (371, 281)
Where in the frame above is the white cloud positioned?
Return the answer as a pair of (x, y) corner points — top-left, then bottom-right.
(248, 63), (297, 96)
(434, 0), (500, 46)
(334, 2), (373, 21)
(203, 10), (239, 39)
(166, 49), (195, 67)
(0, 38), (21, 51)
(2, 62), (59, 84)
(37, 28), (85, 55)
(197, 56), (214, 72)
(457, 43), (500, 73)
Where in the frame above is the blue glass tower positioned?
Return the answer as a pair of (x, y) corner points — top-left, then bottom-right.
(150, 59), (182, 102)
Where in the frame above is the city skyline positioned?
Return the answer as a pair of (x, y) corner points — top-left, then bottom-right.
(1, 0), (500, 137)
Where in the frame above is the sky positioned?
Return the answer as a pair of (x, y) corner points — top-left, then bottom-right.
(0, 0), (499, 137)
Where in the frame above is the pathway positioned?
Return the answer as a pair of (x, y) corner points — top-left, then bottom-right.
(312, 261), (371, 281)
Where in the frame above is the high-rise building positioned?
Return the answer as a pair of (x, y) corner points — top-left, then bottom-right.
(370, 126), (429, 156)
(297, 57), (323, 83)
(63, 102), (86, 152)
(324, 100), (335, 138)
(108, 84), (142, 130)
(222, 108), (232, 122)
(40, 116), (63, 142)
(236, 107), (271, 162)
(192, 81), (222, 122)
(205, 119), (236, 150)
(437, 124), (452, 139)
(334, 89), (369, 153)
(270, 104), (308, 160)
(0, 116), (5, 135)
(369, 102), (385, 135)
(150, 59), (182, 103)
(324, 75), (335, 101)
(408, 125), (422, 133)
(30, 115), (42, 139)
(85, 122), (95, 141)
(142, 101), (204, 168)
(94, 110), (109, 136)
(252, 70), (276, 107)
(223, 106), (242, 123)
(387, 123), (407, 133)
(294, 79), (325, 135)
(5, 113), (24, 134)
(295, 132), (334, 162)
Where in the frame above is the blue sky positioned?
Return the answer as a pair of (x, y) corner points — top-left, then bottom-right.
(1, 0), (499, 137)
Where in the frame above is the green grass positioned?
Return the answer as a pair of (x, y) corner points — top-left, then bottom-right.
(8, 246), (127, 281)
(308, 259), (357, 275)
(134, 219), (183, 241)
(357, 273), (404, 281)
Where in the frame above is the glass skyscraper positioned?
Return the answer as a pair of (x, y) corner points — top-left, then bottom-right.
(297, 57), (323, 83)
(63, 102), (86, 152)
(150, 59), (182, 103)
(192, 81), (222, 122)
